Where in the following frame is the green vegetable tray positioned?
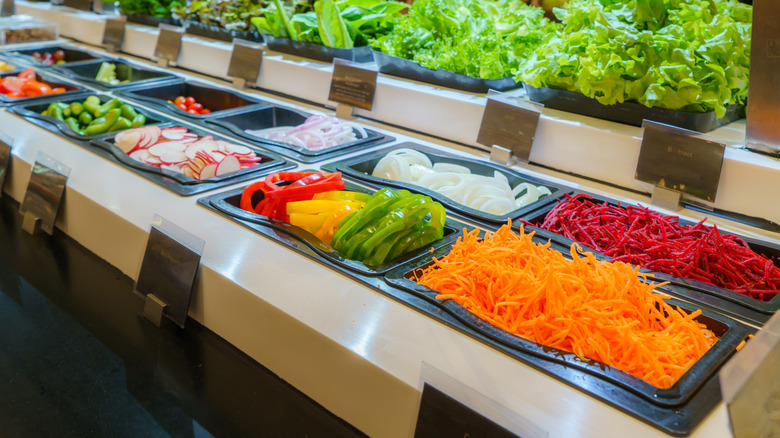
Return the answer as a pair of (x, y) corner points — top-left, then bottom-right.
(10, 94), (167, 142)
(196, 180), (462, 277)
(183, 20), (262, 43)
(263, 35), (372, 63)
(523, 193), (780, 326)
(372, 50), (520, 94)
(524, 84), (745, 132)
(123, 13), (181, 28)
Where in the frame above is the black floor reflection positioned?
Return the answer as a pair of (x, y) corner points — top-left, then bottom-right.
(0, 196), (365, 438)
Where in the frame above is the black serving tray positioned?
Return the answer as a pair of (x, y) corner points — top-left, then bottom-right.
(524, 193), (780, 325)
(5, 46), (107, 68)
(123, 13), (181, 28)
(263, 35), (373, 63)
(372, 50), (520, 94)
(9, 94), (167, 142)
(56, 59), (179, 92)
(89, 122), (293, 196)
(115, 80), (268, 121)
(384, 234), (752, 436)
(204, 106), (394, 163)
(197, 181), (462, 277)
(524, 84), (745, 133)
(0, 70), (84, 105)
(321, 143), (569, 227)
(183, 20), (263, 43)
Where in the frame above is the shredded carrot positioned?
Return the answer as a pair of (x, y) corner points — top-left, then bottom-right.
(416, 223), (718, 388)
(736, 340), (746, 352)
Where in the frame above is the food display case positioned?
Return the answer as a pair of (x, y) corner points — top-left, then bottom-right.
(2, 2), (778, 437)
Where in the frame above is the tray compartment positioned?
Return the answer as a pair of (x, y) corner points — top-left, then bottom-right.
(384, 234), (752, 436)
(199, 181), (461, 276)
(372, 50), (520, 94)
(524, 84), (745, 132)
(263, 35), (372, 63)
(6, 46), (105, 67)
(57, 59), (179, 91)
(10, 94), (167, 141)
(205, 106), (394, 163)
(0, 70), (84, 105)
(89, 123), (292, 196)
(322, 143), (569, 226)
(116, 80), (268, 120)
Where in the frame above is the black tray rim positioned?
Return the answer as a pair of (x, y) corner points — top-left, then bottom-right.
(524, 193), (780, 319)
(182, 20), (263, 43)
(204, 182), (463, 277)
(55, 59), (181, 91)
(383, 228), (750, 408)
(9, 93), (169, 142)
(4, 46), (111, 68)
(263, 34), (373, 63)
(523, 83), (745, 133)
(203, 105), (396, 163)
(371, 49), (520, 94)
(321, 142), (572, 226)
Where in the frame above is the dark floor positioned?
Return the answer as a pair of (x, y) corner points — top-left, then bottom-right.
(0, 195), (366, 438)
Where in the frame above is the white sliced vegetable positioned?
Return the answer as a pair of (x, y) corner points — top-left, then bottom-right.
(370, 150), (554, 216)
(372, 155), (411, 182)
(216, 155), (240, 176)
(115, 129), (142, 153)
(432, 162), (471, 174)
(199, 164), (217, 179)
(388, 148), (432, 168)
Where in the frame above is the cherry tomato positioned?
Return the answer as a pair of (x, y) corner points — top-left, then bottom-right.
(174, 96), (186, 106)
(190, 102), (203, 112)
(187, 109), (199, 115)
(184, 96), (196, 106)
(199, 108), (211, 115)
(177, 103), (188, 111)
(53, 50), (65, 62)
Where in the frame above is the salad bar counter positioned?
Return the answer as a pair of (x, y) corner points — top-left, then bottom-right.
(0, 2), (777, 437)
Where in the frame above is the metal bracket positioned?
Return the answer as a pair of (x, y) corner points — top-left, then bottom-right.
(232, 77), (247, 89)
(335, 103), (354, 119)
(650, 186), (682, 212)
(489, 145), (512, 166)
(142, 293), (169, 327)
(22, 211), (41, 235)
(157, 58), (171, 68)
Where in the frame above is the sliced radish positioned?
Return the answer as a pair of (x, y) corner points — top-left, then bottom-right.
(199, 164), (217, 180)
(216, 155), (240, 176)
(115, 129), (143, 153)
(160, 150), (187, 164)
(148, 142), (187, 156)
(161, 127), (187, 140)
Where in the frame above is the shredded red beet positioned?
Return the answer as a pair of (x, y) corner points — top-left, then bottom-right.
(537, 194), (780, 301)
